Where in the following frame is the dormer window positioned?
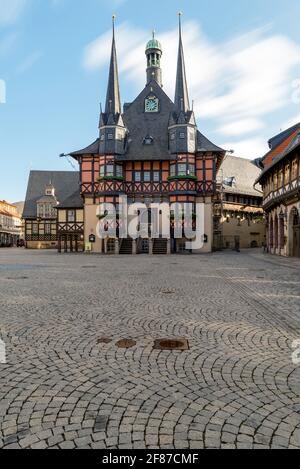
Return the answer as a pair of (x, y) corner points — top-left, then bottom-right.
(224, 177), (236, 187)
(179, 132), (185, 139)
(143, 136), (154, 145)
(107, 133), (113, 140)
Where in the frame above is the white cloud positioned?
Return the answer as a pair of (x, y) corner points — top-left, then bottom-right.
(16, 51), (42, 73)
(0, 32), (18, 55)
(217, 118), (265, 137)
(282, 113), (300, 130)
(0, 0), (27, 25)
(83, 21), (300, 157)
(221, 138), (268, 159)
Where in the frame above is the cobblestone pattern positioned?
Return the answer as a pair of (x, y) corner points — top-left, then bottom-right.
(0, 249), (299, 449)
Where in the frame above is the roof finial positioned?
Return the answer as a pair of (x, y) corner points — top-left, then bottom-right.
(178, 11), (183, 36)
(152, 29), (155, 40)
(112, 14), (116, 37)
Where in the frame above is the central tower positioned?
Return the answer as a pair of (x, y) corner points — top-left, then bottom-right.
(145, 31), (163, 87)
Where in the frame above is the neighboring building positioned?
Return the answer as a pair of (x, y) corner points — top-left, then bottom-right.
(68, 17), (226, 254)
(14, 202), (25, 239)
(23, 171), (80, 249)
(57, 190), (84, 253)
(214, 156), (265, 250)
(0, 200), (22, 247)
(256, 124), (300, 257)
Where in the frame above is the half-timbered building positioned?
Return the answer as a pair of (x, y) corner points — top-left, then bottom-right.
(256, 124), (300, 257)
(68, 17), (226, 254)
(57, 189), (84, 253)
(23, 171), (80, 249)
(214, 156), (265, 250)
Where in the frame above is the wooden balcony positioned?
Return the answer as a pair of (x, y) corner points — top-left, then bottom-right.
(81, 179), (216, 196)
(263, 178), (300, 209)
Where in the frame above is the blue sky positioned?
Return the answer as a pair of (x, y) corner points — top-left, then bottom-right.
(1, 0), (300, 202)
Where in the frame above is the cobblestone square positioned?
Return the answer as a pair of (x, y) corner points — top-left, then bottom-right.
(0, 249), (299, 449)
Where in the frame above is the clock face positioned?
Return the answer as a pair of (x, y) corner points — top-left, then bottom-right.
(145, 97), (159, 113)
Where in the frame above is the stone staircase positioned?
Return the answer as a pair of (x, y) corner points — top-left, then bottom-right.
(119, 238), (133, 254)
(153, 239), (168, 255)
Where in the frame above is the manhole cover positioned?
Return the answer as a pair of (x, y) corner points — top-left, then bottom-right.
(97, 338), (112, 344)
(116, 339), (136, 349)
(161, 289), (175, 295)
(6, 277), (28, 280)
(154, 338), (189, 351)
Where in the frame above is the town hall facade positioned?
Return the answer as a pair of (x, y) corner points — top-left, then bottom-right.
(69, 16), (225, 254)
(24, 16), (226, 254)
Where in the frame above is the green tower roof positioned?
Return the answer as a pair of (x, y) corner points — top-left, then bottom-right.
(146, 32), (162, 51)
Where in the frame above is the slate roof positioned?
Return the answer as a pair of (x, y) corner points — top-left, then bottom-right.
(70, 86), (225, 161)
(262, 123), (300, 169)
(268, 123), (300, 150)
(58, 189), (83, 209)
(197, 131), (225, 153)
(219, 156), (263, 197)
(256, 133), (300, 183)
(70, 139), (100, 157)
(23, 171), (80, 219)
(119, 80), (175, 161)
(174, 16), (190, 114)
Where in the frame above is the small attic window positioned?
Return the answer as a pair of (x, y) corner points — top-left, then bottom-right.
(107, 133), (114, 140)
(224, 177), (236, 187)
(143, 136), (154, 145)
(100, 135), (105, 141)
(170, 133), (175, 141)
(179, 132), (185, 139)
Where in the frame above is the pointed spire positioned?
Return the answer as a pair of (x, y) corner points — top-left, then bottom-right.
(105, 15), (121, 115)
(174, 12), (190, 113)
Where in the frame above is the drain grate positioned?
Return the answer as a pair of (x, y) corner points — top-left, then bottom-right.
(116, 339), (136, 349)
(154, 338), (189, 351)
(97, 338), (112, 344)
